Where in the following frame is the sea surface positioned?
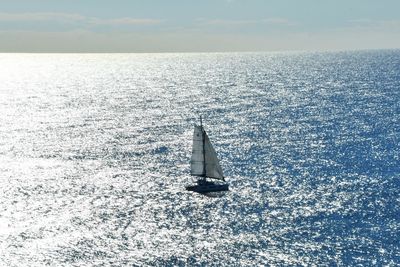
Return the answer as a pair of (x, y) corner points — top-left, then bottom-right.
(0, 50), (399, 266)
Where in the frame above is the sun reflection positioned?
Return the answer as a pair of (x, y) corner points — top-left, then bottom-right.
(0, 51), (399, 265)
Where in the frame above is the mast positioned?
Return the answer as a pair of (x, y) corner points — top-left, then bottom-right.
(200, 115), (206, 181)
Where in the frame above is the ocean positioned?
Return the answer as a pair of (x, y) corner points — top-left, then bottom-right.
(0, 50), (399, 266)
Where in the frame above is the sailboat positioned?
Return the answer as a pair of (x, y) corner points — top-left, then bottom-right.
(185, 116), (229, 193)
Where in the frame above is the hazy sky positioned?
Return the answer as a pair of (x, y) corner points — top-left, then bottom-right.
(1, 0), (399, 52)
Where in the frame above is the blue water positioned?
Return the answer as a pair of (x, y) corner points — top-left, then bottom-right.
(0, 50), (399, 266)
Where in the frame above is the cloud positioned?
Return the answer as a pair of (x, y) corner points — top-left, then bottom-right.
(88, 17), (162, 26)
(261, 18), (296, 26)
(196, 17), (295, 27)
(0, 12), (86, 22)
(0, 12), (163, 26)
(347, 19), (400, 32)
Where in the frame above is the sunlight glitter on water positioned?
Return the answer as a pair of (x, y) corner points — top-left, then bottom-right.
(0, 51), (399, 266)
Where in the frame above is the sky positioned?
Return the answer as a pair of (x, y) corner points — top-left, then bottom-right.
(0, 0), (399, 52)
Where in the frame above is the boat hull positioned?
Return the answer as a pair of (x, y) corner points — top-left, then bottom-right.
(185, 181), (229, 193)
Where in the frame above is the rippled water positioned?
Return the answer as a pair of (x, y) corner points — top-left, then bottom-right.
(0, 51), (399, 266)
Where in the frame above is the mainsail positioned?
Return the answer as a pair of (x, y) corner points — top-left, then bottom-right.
(190, 124), (224, 180)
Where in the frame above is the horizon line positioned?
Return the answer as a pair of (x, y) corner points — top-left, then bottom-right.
(1, 47), (399, 54)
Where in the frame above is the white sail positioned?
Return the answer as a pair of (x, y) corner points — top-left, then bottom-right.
(204, 132), (224, 179)
(190, 124), (224, 180)
(190, 125), (204, 176)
